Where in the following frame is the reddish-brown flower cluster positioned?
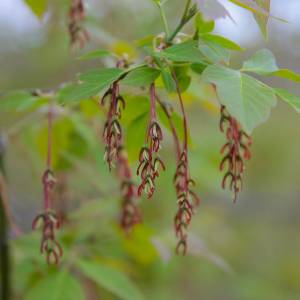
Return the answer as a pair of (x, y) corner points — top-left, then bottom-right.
(137, 83), (165, 198)
(68, 0), (89, 48)
(219, 105), (252, 202)
(174, 151), (201, 255)
(116, 147), (142, 232)
(32, 169), (63, 265)
(102, 82), (125, 170)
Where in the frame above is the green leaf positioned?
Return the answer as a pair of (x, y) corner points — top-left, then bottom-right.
(122, 67), (161, 87)
(78, 49), (112, 60)
(242, 49), (300, 82)
(199, 40), (231, 64)
(158, 41), (206, 63)
(25, 0), (48, 17)
(76, 260), (145, 300)
(58, 82), (102, 103)
(202, 65), (277, 133)
(253, 0), (270, 39)
(195, 12), (215, 34)
(79, 68), (124, 84)
(271, 69), (300, 83)
(125, 112), (149, 161)
(201, 34), (244, 51)
(242, 49), (278, 74)
(24, 271), (85, 300)
(0, 91), (38, 111)
(274, 88), (300, 113)
(161, 68), (176, 92)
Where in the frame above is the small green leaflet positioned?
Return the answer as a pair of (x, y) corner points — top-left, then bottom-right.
(158, 41), (206, 63)
(25, 0), (48, 18)
(122, 66), (161, 86)
(79, 68), (124, 83)
(195, 12), (215, 34)
(76, 260), (145, 300)
(202, 65), (277, 133)
(242, 49), (300, 83)
(199, 40), (231, 64)
(24, 271), (85, 300)
(274, 88), (300, 113)
(78, 49), (113, 60)
(200, 34), (244, 51)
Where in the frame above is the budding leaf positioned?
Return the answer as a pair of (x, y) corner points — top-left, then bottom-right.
(25, 0), (48, 18)
(122, 67), (161, 87)
(242, 49), (300, 82)
(202, 65), (277, 133)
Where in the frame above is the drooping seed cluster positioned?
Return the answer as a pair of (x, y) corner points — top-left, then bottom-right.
(116, 147), (142, 232)
(32, 169), (63, 265)
(173, 151), (201, 255)
(219, 105), (252, 202)
(137, 83), (165, 198)
(102, 82), (125, 170)
(68, 0), (89, 48)
(171, 71), (201, 255)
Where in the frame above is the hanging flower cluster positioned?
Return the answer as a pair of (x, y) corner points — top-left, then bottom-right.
(101, 82), (125, 170)
(137, 83), (165, 198)
(116, 147), (142, 232)
(68, 0), (89, 48)
(172, 73), (201, 255)
(32, 106), (63, 265)
(219, 105), (252, 202)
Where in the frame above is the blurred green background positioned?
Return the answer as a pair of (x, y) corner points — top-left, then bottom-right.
(1, 0), (300, 299)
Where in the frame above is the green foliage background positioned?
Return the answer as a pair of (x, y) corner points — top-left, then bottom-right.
(1, 0), (300, 299)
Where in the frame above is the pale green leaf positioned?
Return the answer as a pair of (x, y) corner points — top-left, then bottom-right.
(242, 49), (278, 74)
(202, 65), (277, 133)
(274, 88), (300, 113)
(0, 91), (37, 111)
(122, 66), (161, 86)
(253, 0), (270, 39)
(24, 271), (85, 300)
(199, 40), (231, 64)
(242, 49), (300, 82)
(76, 260), (145, 300)
(201, 34), (244, 51)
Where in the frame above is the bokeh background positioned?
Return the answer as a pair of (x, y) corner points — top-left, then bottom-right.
(1, 0), (300, 299)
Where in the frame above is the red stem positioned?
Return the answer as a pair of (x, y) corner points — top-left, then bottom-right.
(150, 83), (157, 121)
(171, 71), (188, 152)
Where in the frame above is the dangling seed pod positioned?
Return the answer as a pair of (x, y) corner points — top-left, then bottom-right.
(137, 83), (165, 198)
(116, 147), (142, 232)
(68, 0), (89, 48)
(32, 105), (63, 265)
(101, 82), (125, 170)
(219, 105), (252, 202)
(172, 71), (201, 255)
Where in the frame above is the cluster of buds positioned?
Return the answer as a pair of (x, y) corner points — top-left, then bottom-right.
(68, 0), (89, 48)
(174, 151), (201, 255)
(116, 147), (142, 232)
(219, 105), (252, 202)
(137, 83), (165, 198)
(32, 169), (63, 265)
(101, 82), (125, 170)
